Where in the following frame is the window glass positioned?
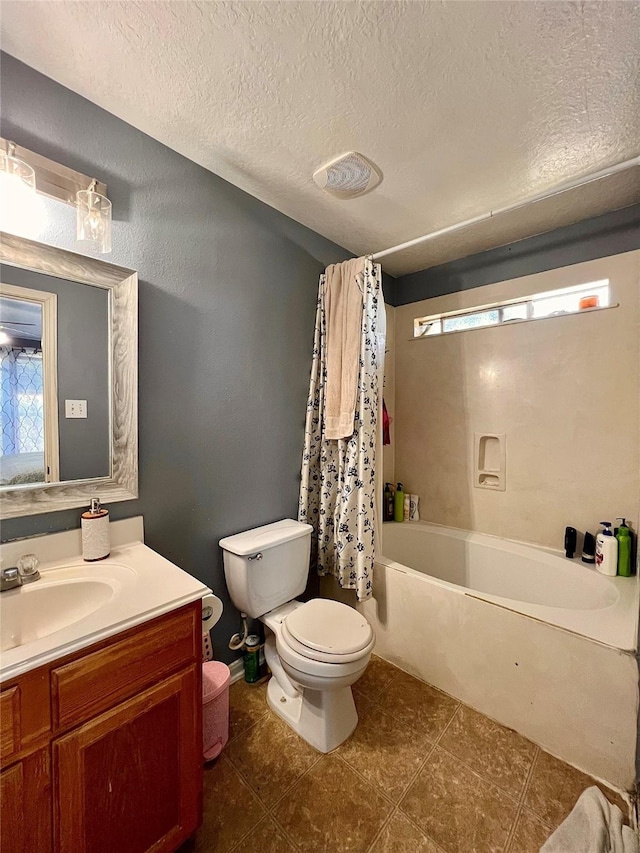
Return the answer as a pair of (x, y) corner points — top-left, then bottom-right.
(413, 280), (610, 339)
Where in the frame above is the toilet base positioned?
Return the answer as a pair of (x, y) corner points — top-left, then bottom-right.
(266, 675), (358, 753)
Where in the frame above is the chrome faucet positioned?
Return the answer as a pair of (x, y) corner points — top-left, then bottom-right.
(0, 554), (40, 592)
(0, 567), (21, 592)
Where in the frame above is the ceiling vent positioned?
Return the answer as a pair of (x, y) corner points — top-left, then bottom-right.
(313, 152), (381, 198)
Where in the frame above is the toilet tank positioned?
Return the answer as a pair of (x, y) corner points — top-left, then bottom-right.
(220, 519), (312, 618)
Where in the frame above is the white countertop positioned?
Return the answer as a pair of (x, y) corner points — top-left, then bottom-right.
(0, 517), (212, 683)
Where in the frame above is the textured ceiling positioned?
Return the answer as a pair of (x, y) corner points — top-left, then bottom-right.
(1, 1), (639, 276)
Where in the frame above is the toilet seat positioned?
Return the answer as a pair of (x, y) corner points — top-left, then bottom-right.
(279, 601), (373, 664)
(285, 599), (373, 657)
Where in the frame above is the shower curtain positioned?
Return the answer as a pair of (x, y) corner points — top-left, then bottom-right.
(299, 257), (386, 601)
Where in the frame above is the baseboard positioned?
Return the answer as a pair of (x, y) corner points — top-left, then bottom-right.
(228, 657), (244, 684)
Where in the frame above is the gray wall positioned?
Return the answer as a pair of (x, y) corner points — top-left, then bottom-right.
(392, 203), (640, 305)
(0, 53), (358, 663)
(0, 264), (110, 481)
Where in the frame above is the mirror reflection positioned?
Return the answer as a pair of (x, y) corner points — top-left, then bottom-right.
(0, 295), (47, 483)
(0, 264), (110, 488)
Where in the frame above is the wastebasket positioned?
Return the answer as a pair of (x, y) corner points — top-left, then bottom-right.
(202, 661), (231, 761)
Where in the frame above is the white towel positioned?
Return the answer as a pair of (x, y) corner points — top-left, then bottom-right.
(540, 786), (637, 853)
(323, 257), (365, 440)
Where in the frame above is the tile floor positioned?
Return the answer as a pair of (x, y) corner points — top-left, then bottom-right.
(182, 655), (630, 853)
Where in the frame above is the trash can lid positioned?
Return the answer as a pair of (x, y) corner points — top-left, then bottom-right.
(202, 661), (231, 702)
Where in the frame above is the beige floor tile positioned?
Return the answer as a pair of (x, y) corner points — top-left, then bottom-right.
(353, 654), (401, 701)
(272, 754), (392, 853)
(194, 756), (267, 853)
(439, 705), (536, 798)
(374, 670), (459, 740)
(369, 812), (443, 853)
(352, 687), (372, 716)
(229, 815), (298, 853)
(338, 702), (434, 802)
(226, 712), (319, 807)
(228, 679), (269, 741)
(400, 747), (518, 853)
(524, 750), (629, 830)
(507, 809), (552, 853)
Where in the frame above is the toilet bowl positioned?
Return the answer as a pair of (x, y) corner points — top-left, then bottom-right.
(219, 519), (375, 753)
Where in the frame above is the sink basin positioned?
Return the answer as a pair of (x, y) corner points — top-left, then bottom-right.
(0, 564), (132, 652)
(0, 525), (215, 683)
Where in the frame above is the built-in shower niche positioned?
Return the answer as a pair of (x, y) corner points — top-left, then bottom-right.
(474, 433), (506, 491)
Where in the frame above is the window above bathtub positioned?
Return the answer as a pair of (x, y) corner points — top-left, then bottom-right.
(413, 280), (614, 338)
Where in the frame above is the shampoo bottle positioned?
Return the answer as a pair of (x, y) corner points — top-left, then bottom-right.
(595, 521), (618, 577)
(384, 483), (394, 522)
(394, 483), (405, 522)
(616, 518), (633, 577)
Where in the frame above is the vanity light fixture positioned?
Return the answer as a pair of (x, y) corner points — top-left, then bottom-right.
(0, 137), (111, 253)
(76, 179), (112, 254)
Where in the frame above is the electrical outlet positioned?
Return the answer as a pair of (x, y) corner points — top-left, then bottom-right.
(65, 400), (87, 419)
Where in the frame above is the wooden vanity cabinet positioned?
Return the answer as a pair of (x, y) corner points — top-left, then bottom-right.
(0, 601), (203, 853)
(0, 746), (51, 853)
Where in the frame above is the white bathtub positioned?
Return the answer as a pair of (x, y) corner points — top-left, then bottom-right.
(357, 521), (639, 790)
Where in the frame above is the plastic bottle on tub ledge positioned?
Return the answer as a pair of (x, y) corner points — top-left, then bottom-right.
(394, 483), (405, 522)
(595, 521), (618, 576)
(383, 483), (394, 521)
(409, 495), (420, 521)
(403, 493), (410, 521)
(616, 519), (633, 577)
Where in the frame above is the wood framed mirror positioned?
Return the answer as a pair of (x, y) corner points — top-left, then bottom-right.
(0, 231), (137, 518)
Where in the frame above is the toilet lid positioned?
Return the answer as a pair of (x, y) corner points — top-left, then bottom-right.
(284, 599), (373, 656)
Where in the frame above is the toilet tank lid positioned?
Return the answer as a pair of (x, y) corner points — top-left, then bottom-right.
(219, 519), (312, 556)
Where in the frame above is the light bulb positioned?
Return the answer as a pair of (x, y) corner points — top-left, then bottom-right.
(0, 152), (46, 237)
(76, 184), (112, 253)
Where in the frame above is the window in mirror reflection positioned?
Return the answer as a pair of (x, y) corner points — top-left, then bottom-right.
(0, 288), (58, 485)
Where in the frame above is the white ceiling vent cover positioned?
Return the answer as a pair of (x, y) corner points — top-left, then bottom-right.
(313, 152), (381, 198)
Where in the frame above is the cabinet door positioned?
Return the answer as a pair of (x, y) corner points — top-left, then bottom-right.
(0, 748), (52, 853)
(54, 666), (200, 853)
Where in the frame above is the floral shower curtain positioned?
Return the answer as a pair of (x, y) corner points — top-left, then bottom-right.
(298, 257), (386, 601)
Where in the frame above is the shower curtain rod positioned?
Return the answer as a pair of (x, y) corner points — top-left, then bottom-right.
(370, 155), (640, 262)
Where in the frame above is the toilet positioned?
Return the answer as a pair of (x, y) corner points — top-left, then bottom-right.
(220, 519), (374, 752)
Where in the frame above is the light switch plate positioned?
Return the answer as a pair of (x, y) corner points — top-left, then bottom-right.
(65, 399), (87, 418)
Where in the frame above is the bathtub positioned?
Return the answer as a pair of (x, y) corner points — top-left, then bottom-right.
(357, 521), (639, 790)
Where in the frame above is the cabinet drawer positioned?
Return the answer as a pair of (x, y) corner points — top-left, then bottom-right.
(51, 605), (199, 732)
(0, 668), (50, 763)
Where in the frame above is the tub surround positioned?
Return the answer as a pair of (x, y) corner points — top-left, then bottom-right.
(392, 251), (640, 552)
